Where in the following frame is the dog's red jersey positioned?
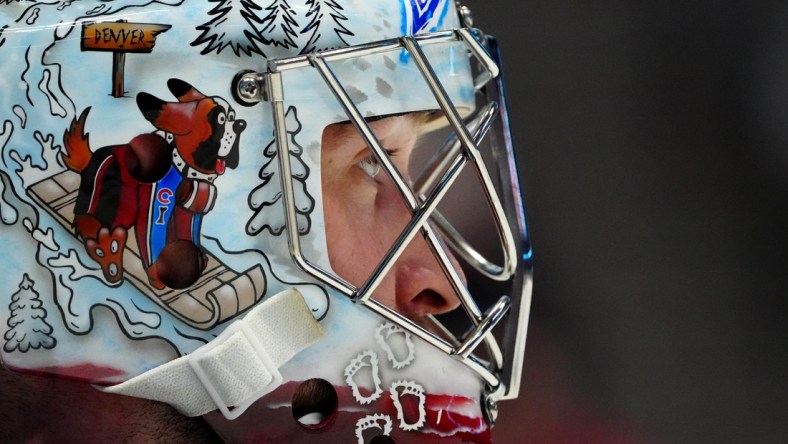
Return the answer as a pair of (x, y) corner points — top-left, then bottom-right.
(75, 144), (206, 272)
(75, 144), (143, 231)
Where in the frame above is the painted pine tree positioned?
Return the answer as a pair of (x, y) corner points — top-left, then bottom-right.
(247, 106), (315, 236)
(260, 0), (300, 49)
(4, 274), (56, 353)
(300, 0), (354, 54)
(191, 0), (270, 57)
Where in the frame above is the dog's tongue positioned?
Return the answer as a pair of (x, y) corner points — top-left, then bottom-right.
(216, 159), (226, 175)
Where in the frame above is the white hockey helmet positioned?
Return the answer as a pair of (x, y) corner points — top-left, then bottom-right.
(0, 1), (531, 442)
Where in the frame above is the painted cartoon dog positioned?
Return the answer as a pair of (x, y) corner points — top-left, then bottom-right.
(61, 79), (246, 289)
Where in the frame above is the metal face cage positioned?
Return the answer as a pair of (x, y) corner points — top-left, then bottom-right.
(234, 28), (532, 419)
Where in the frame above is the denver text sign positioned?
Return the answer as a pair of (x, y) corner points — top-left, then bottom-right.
(81, 20), (171, 97)
(81, 21), (171, 53)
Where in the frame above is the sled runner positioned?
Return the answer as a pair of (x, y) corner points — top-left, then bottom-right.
(27, 169), (267, 330)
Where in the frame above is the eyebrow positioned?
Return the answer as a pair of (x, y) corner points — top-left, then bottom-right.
(326, 116), (403, 147)
(335, 111), (418, 125)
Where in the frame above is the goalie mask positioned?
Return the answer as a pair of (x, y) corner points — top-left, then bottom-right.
(0, 1), (531, 442)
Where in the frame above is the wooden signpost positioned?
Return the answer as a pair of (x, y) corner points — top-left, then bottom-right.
(81, 20), (171, 98)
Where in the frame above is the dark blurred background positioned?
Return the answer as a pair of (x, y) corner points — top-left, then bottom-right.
(461, 1), (788, 442)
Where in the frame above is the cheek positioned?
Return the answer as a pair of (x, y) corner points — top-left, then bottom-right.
(323, 203), (397, 311)
(322, 178), (410, 316)
(320, 151), (414, 311)
(323, 178), (380, 286)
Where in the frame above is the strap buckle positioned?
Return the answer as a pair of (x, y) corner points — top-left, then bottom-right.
(188, 320), (283, 420)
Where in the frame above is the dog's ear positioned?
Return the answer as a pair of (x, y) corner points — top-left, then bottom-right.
(168, 78), (206, 103)
(137, 92), (198, 135)
(137, 92), (166, 125)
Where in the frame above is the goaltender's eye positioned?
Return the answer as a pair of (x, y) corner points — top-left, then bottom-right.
(357, 154), (382, 179)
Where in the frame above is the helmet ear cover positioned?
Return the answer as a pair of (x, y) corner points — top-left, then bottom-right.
(0, 1), (531, 442)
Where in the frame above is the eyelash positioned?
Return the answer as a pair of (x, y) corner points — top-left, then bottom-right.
(357, 155), (382, 178)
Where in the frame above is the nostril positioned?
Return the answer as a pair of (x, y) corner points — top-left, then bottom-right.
(411, 289), (457, 315)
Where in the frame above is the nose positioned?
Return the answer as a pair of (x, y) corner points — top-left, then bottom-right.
(391, 228), (464, 318)
(233, 119), (246, 133)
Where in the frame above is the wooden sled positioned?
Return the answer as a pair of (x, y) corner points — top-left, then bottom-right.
(27, 169), (266, 331)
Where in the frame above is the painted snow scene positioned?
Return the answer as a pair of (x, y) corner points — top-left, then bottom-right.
(0, 0), (349, 383)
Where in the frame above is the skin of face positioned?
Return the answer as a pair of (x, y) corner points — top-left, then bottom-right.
(320, 114), (463, 320)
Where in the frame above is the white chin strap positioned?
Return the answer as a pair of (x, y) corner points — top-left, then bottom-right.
(100, 288), (324, 419)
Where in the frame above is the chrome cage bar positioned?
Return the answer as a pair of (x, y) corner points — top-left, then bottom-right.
(483, 36), (534, 401)
(241, 29), (531, 401)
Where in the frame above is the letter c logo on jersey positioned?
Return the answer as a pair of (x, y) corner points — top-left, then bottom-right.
(157, 188), (173, 204)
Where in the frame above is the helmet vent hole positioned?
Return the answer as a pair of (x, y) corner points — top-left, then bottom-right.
(292, 378), (338, 431)
(370, 435), (396, 444)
